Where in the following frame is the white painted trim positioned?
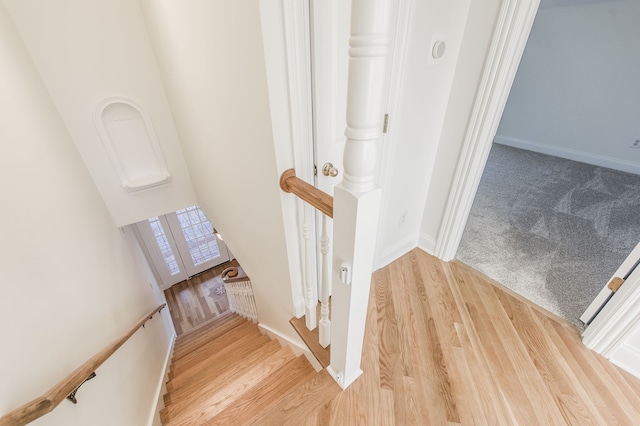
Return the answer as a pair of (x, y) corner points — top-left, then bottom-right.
(149, 330), (175, 426)
(375, 234), (417, 270)
(418, 232), (437, 255)
(284, 0), (317, 318)
(258, 323), (323, 372)
(582, 263), (640, 358)
(610, 344), (640, 379)
(434, 0), (541, 261)
(260, 0), (315, 319)
(581, 241), (640, 324)
(495, 136), (640, 175)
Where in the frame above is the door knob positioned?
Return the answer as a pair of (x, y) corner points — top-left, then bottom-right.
(322, 163), (339, 177)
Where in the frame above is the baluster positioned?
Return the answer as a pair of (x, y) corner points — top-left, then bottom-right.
(226, 284), (235, 313)
(319, 214), (331, 348)
(233, 284), (238, 314)
(250, 290), (258, 321)
(302, 206), (317, 330)
(242, 282), (249, 318)
(239, 283), (246, 318)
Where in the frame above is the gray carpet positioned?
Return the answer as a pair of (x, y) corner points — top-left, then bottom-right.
(457, 144), (640, 328)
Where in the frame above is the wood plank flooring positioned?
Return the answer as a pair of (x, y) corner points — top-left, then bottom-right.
(294, 248), (640, 425)
(162, 248), (640, 424)
(164, 260), (243, 335)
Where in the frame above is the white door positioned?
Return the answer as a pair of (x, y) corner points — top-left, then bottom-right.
(311, 0), (351, 197)
(136, 214), (188, 288)
(135, 205), (230, 289)
(165, 206), (230, 277)
(581, 241), (640, 325)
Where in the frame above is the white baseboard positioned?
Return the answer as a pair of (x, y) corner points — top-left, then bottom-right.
(610, 343), (640, 380)
(150, 332), (176, 426)
(418, 232), (437, 255)
(375, 235), (417, 270)
(495, 135), (640, 175)
(258, 323), (323, 372)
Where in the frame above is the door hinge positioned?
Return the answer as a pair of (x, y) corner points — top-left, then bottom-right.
(383, 113), (389, 133)
(607, 277), (625, 293)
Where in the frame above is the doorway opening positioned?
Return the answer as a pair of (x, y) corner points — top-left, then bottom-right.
(455, 0), (640, 328)
(135, 205), (231, 289)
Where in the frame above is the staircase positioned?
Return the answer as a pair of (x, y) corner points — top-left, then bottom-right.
(160, 312), (339, 425)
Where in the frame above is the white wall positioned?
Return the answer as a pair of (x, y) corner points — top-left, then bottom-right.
(496, 0), (640, 174)
(377, 0), (471, 265)
(0, 4), (173, 424)
(140, 0), (302, 345)
(419, 0), (506, 246)
(4, 0), (198, 227)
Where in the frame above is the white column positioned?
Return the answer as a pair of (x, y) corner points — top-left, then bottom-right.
(327, 0), (390, 389)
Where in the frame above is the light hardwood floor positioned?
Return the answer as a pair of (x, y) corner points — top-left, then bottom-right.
(164, 260), (242, 335)
(294, 248), (640, 425)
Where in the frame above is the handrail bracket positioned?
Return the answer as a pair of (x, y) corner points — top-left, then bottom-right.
(66, 372), (97, 404)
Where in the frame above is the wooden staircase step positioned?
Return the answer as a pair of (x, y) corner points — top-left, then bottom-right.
(164, 338), (281, 407)
(289, 309), (330, 368)
(174, 310), (236, 344)
(210, 355), (317, 425)
(165, 333), (274, 394)
(248, 369), (340, 425)
(173, 314), (246, 355)
(163, 345), (298, 425)
(170, 321), (260, 372)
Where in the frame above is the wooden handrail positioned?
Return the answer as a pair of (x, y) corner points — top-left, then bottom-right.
(222, 267), (250, 284)
(279, 169), (333, 218)
(0, 304), (166, 426)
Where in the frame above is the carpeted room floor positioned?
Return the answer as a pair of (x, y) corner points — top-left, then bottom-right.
(457, 144), (640, 328)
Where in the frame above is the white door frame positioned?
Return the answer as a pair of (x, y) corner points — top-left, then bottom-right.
(435, 0), (640, 357)
(583, 257), (640, 357)
(433, 0), (541, 261)
(581, 241), (640, 325)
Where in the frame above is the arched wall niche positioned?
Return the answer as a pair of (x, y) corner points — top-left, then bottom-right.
(95, 97), (172, 192)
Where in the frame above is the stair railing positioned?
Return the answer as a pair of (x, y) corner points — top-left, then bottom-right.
(222, 267), (258, 322)
(280, 0), (391, 390)
(280, 170), (333, 349)
(0, 304), (166, 426)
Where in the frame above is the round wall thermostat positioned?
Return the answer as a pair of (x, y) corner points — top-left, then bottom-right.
(432, 40), (446, 59)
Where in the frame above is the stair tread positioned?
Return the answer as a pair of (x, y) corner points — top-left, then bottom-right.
(165, 333), (274, 395)
(210, 355), (317, 425)
(164, 345), (297, 425)
(171, 321), (260, 371)
(177, 310), (236, 341)
(165, 338), (282, 408)
(249, 369), (340, 426)
(177, 311), (240, 342)
(173, 314), (246, 354)
(289, 303), (330, 368)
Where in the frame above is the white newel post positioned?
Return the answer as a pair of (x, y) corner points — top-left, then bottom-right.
(327, 0), (390, 389)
